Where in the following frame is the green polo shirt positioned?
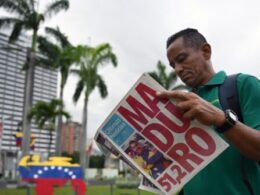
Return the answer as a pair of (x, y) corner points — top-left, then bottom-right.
(183, 71), (260, 195)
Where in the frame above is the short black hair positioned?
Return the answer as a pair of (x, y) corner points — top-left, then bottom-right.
(166, 28), (207, 49)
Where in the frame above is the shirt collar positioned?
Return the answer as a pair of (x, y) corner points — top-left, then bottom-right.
(204, 71), (227, 86)
(193, 71), (227, 91)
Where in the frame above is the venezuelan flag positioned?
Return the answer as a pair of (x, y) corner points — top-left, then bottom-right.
(14, 132), (23, 146)
(14, 132), (36, 150)
(18, 155), (86, 195)
(18, 155), (84, 180)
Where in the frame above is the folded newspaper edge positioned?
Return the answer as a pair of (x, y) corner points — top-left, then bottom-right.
(94, 73), (229, 195)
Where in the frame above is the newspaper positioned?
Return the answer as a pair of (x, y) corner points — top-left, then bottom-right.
(139, 176), (164, 195)
(94, 73), (229, 195)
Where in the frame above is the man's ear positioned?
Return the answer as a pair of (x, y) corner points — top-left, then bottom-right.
(201, 43), (211, 60)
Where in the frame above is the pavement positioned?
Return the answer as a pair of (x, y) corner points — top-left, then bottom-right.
(0, 180), (34, 189)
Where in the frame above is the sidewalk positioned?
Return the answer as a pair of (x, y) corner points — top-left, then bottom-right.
(0, 180), (17, 188)
(0, 180), (34, 189)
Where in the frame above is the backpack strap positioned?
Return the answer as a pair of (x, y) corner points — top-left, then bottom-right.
(219, 74), (255, 195)
(218, 73), (243, 122)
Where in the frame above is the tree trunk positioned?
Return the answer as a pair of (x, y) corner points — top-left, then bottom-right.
(22, 30), (37, 157)
(55, 85), (64, 156)
(80, 96), (88, 178)
(49, 130), (53, 156)
(21, 48), (35, 156)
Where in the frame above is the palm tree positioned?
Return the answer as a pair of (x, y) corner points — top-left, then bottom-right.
(71, 43), (117, 175)
(0, 0), (69, 156)
(148, 60), (187, 90)
(28, 99), (70, 153)
(37, 27), (76, 155)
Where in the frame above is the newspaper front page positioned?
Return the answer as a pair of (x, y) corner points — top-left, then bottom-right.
(95, 74), (229, 195)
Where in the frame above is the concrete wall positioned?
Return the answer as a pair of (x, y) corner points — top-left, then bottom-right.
(86, 168), (118, 179)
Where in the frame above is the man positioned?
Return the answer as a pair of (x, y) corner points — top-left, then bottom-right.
(157, 28), (260, 195)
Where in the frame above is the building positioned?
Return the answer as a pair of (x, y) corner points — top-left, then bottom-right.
(0, 30), (58, 179)
(61, 121), (82, 154)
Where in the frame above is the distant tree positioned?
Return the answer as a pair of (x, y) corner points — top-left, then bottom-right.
(89, 155), (105, 169)
(62, 151), (80, 164)
(0, 0), (70, 156)
(37, 26), (77, 155)
(71, 43), (117, 176)
(28, 99), (70, 153)
(148, 60), (187, 90)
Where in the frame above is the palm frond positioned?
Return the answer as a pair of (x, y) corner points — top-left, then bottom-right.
(92, 43), (118, 67)
(61, 46), (77, 64)
(0, 0), (28, 15)
(148, 60), (187, 90)
(96, 75), (108, 98)
(9, 21), (23, 42)
(49, 99), (63, 108)
(0, 0), (18, 10)
(94, 52), (118, 68)
(73, 45), (91, 63)
(70, 68), (80, 75)
(33, 55), (52, 69)
(37, 29), (75, 90)
(28, 99), (70, 130)
(44, 0), (69, 18)
(19, 0), (31, 13)
(72, 43), (118, 103)
(28, 0), (35, 12)
(149, 72), (163, 86)
(37, 116), (49, 129)
(57, 110), (70, 119)
(27, 100), (46, 119)
(109, 52), (118, 67)
(24, 12), (44, 31)
(73, 80), (84, 103)
(94, 43), (110, 55)
(0, 17), (20, 30)
(166, 71), (178, 89)
(37, 35), (60, 61)
(92, 43), (109, 57)
(60, 64), (70, 87)
(45, 26), (70, 47)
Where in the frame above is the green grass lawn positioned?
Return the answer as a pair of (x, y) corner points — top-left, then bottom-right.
(0, 185), (155, 195)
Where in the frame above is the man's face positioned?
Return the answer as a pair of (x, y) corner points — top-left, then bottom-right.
(167, 37), (210, 88)
(135, 144), (144, 154)
(130, 142), (137, 148)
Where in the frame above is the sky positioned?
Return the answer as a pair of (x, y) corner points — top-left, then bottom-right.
(1, 0), (260, 140)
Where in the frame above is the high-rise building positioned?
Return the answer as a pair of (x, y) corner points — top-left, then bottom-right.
(0, 31), (58, 178)
(61, 121), (82, 154)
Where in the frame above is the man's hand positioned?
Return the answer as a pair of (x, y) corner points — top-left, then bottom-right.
(156, 90), (225, 127)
